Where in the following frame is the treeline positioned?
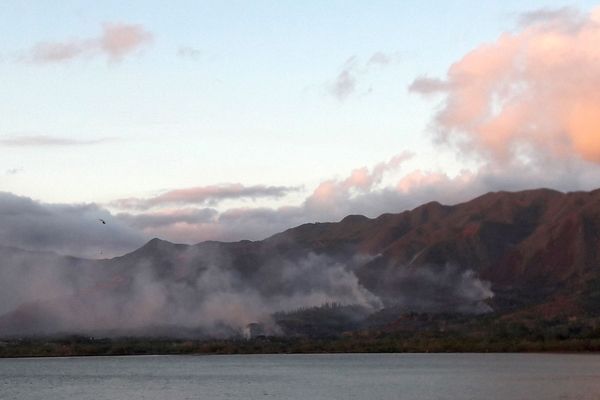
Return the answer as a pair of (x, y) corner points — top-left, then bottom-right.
(274, 303), (371, 338)
(2, 308), (600, 357)
(2, 336), (600, 358)
(2, 314), (600, 357)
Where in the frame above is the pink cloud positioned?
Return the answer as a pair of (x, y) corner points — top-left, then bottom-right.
(410, 7), (600, 164)
(99, 23), (153, 61)
(30, 41), (89, 63)
(306, 152), (413, 207)
(26, 22), (152, 64)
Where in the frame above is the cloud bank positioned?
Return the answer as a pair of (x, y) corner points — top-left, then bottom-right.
(0, 192), (145, 258)
(111, 184), (299, 210)
(114, 157), (600, 246)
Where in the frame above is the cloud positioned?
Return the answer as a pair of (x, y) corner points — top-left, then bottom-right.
(111, 183), (299, 210)
(5, 167), (23, 175)
(116, 208), (218, 229)
(330, 52), (398, 101)
(305, 152), (413, 214)
(407, 77), (450, 95)
(177, 46), (201, 59)
(0, 192), (145, 258)
(367, 51), (392, 66)
(517, 7), (582, 28)
(409, 7), (600, 165)
(331, 68), (357, 101)
(0, 135), (114, 147)
(330, 56), (360, 100)
(99, 23), (153, 61)
(25, 22), (152, 64)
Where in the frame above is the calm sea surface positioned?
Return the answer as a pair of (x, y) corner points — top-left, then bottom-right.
(1, 353), (600, 400)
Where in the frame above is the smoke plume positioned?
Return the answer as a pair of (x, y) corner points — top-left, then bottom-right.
(0, 243), (493, 338)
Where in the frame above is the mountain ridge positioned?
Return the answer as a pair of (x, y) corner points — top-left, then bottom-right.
(2, 187), (600, 338)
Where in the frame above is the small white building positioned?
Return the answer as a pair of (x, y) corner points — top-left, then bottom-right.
(243, 322), (265, 339)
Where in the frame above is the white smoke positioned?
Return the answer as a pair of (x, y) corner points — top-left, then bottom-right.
(0, 245), (493, 337)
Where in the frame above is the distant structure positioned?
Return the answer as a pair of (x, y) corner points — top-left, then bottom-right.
(243, 322), (265, 339)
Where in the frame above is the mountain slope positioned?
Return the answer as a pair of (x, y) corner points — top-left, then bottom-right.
(2, 188), (600, 337)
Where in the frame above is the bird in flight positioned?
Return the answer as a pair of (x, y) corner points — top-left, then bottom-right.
(98, 219), (106, 224)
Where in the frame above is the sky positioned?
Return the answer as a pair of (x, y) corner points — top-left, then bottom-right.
(1, 1), (600, 257)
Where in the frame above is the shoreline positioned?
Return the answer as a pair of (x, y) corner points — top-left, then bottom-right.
(2, 336), (600, 358)
(3, 351), (600, 360)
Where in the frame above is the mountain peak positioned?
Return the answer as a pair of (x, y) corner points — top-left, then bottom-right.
(147, 237), (171, 246)
(340, 214), (370, 223)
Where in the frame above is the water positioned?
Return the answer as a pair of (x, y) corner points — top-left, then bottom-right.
(1, 353), (600, 400)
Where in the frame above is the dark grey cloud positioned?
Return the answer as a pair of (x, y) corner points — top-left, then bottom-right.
(0, 135), (114, 147)
(0, 192), (145, 258)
